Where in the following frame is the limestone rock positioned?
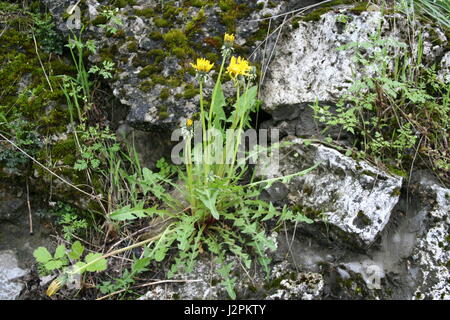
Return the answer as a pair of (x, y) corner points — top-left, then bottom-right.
(409, 173), (450, 300)
(257, 137), (403, 247)
(261, 8), (448, 112)
(0, 251), (28, 300)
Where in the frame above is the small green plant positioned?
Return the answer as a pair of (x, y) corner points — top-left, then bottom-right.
(34, 241), (107, 296)
(34, 245), (70, 274)
(33, 13), (63, 55)
(336, 13), (351, 24)
(34, 241), (107, 275)
(105, 34), (317, 299)
(98, 257), (150, 298)
(0, 118), (42, 173)
(47, 202), (88, 241)
(98, 8), (124, 35)
(88, 60), (115, 79)
(73, 125), (120, 172)
(312, 23), (449, 181)
(41, 33), (318, 299)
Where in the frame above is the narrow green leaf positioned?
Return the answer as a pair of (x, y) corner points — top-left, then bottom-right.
(110, 203), (166, 221)
(132, 258), (150, 274)
(211, 81), (226, 128)
(197, 189), (220, 220)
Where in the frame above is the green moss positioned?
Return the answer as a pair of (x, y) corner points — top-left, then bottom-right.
(247, 19), (271, 44)
(185, 8), (206, 35)
(268, 1), (277, 8)
(162, 5), (182, 20)
(355, 210), (372, 227)
(132, 55), (147, 68)
(154, 17), (169, 27)
(391, 187), (401, 197)
(163, 29), (188, 48)
(219, 1), (252, 33)
(149, 31), (163, 41)
(299, 7), (332, 22)
(264, 276), (284, 291)
(167, 77), (183, 87)
(183, 87), (198, 99)
(159, 88), (170, 100)
(349, 2), (369, 14)
(219, 0), (236, 11)
(91, 15), (108, 26)
(303, 207), (323, 219)
(51, 137), (77, 165)
(99, 44), (119, 61)
(171, 47), (187, 59)
(134, 7), (155, 18)
(138, 64), (163, 79)
(139, 80), (154, 92)
(0, 7), (83, 148)
(387, 166), (407, 178)
(127, 40), (138, 52)
(205, 52), (219, 64)
(147, 49), (167, 63)
(111, 29), (126, 39)
(187, 0), (209, 7)
(113, 0), (137, 8)
(297, 0), (362, 22)
(158, 111), (170, 120)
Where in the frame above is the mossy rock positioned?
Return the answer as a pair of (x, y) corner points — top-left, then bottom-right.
(138, 64), (163, 79)
(297, 1), (368, 23)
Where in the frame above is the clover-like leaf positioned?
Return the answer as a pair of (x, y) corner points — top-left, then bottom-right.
(44, 260), (64, 271)
(54, 245), (66, 259)
(68, 241), (84, 260)
(33, 247), (53, 263)
(84, 253), (107, 272)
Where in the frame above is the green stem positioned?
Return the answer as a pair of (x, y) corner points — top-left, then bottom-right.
(185, 135), (196, 209)
(199, 80), (209, 182)
(246, 162), (321, 187)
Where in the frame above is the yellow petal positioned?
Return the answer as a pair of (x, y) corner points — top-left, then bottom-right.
(46, 278), (63, 297)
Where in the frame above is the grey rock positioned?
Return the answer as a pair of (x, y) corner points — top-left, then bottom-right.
(256, 136), (403, 247)
(260, 181), (289, 203)
(266, 261), (324, 300)
(261, 8), (448, 112)
(115, 123), (175, 170)
(409, 173), (450, 300)
(0, 251), (27, 300)
(42, 0), (332, 130)
(0, 189), (25, 222)
(438, 51), (450, 83)
(138, 257), (261, 300)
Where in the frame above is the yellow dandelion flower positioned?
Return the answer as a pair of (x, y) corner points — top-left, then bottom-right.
(46, 278), (63, 297)
(224, 33), (235, 45)
(190, 58), (214, 73)
(186, 118), (193, 127)
(226, 56), (251, 79)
